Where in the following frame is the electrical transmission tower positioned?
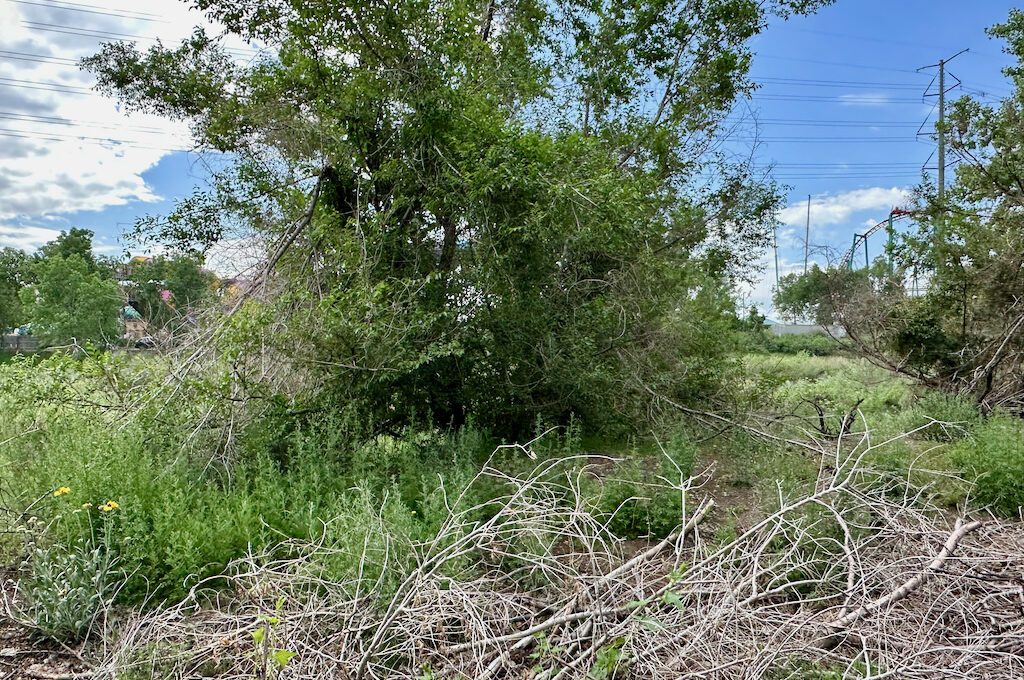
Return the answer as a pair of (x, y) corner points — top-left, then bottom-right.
(918, 49), (968, 238)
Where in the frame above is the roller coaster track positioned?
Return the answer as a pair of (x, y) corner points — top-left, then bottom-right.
(839, 208), (914, 269)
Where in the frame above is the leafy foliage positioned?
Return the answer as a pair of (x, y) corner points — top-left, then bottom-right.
(17, 541), (118, 641)
(952, 415), (1024, 517)
(20, 254), (122, 346)
(772, 12), (1024, 412)
(124, 254), (218, 327)
(37, 228), (102, 271)
(0, 247), (29, 331)
(84, 0), (831, 435)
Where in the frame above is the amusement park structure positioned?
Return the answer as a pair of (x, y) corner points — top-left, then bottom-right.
(840, 207), (914, 272)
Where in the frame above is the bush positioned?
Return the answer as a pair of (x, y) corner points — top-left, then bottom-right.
(0, 404), (493, 603)
(589, 432), (698, 539)
(898, 391), (981, 442)
(952, 415), (1024, 517)
(773, 370), (912, 426)
(761, 332), (841, 356)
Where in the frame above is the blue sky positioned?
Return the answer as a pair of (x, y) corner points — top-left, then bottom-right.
(0, 0), (1018, 312)
(731, 0), (1018, 311)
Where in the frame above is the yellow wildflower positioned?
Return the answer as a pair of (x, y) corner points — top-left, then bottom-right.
(52, 487), (71, 497)
(99, 500), (120, 512)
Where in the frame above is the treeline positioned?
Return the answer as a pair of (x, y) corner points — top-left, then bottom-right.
(0, 228), (217, 346)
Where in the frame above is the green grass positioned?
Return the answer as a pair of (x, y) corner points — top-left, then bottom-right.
(0, 384), (494, 606)
(952, 415), (1024, 517)
(0, 347), (999, 642)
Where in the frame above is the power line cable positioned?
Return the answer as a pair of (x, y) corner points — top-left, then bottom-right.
(14, 0), (163, 19)
(757, 77), (923, 90)
(751, 94), (925, 103)
(0, 49), (78, 66)
(0, 126), (190, 151)
(7, 0), (168, 23)
(0, 110), (170, 133)
(0, 76), (95, 94)
(755, 54), (928, 76)
(21, 20), (260, 56)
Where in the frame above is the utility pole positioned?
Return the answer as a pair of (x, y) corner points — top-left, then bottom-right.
(919, 49), (967, 243)
(772, 224), (780, 290)
(937, 57), (945, 211)
(803, 194), (810, 274)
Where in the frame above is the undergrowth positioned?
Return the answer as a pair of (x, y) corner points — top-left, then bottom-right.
(0, 350), (1011, 645)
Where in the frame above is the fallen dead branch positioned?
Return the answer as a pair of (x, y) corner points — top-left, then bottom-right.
(92, 431), (1024, 680)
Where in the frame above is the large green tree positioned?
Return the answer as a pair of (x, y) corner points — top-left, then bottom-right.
(126, 254), (218, 327)
(0, 248), (29, 332)
(21, 255), (123, 346)
(85, 0), (832, 433)
(37, 228), (100, 271)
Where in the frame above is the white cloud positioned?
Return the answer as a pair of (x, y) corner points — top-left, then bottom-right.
(0, 224), (63, 250)
(778, 186), (911, 229)
(838, 93), (891, 107)
(735, 252), (811, 319)
(0, 0), (262, 241)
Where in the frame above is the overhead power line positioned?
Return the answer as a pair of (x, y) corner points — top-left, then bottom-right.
(8, 0), (168, 22)
(0, 110), (170, 134)
(0, 49), (78, 66)
(756, 54), (928, 76)
(17, 0), (162, 18)
(20, 20), (261, 56)
(763, 162), (923, 168)
(736, 137), (923, 143)
(0, 76), (96, 94)
(0, 126), (190, 152)
(752, 94), (924, 103)
(757, 77), (923, 90)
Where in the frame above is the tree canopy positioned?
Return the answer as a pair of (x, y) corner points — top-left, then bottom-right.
(20, 255), (122, 346)
(85, 0), (832, 434)
(0, 248), (29, 332)
(125, 255), (218, 327)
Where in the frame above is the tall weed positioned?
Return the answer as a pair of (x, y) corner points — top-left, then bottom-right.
(952, 415), (1024, 518)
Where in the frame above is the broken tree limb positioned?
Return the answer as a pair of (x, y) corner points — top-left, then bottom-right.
(818, 518), (984, 649)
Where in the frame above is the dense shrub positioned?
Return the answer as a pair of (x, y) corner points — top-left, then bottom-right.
(898, 391), (981, 442)
(2, 408), (492, 605)
(742, 329), (842, 356)
(773, 370), (912, 426)
(952, 415), (1024, 517)
(589, 432), (698, 539)
(761, 332), (841, 356)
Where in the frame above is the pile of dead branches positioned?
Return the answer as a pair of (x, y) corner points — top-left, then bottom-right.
(96, 434), (1024, 679)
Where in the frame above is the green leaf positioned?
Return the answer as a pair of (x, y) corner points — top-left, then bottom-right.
(270, 649), (297, 669)
(251, 626), (266, 645)
(661, 590), (685, 611)
(636, 615), (665, 631)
